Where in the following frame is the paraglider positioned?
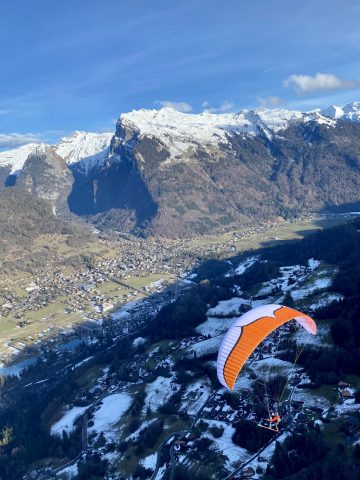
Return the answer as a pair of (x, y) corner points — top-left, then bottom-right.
(216, 304), (316, 433)
(217, 304), (316, 391)
(258, 411), (281, 431)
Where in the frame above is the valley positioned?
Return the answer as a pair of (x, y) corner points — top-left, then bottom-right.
(0, 217), (359, 480)
(0, 214), (348, 366)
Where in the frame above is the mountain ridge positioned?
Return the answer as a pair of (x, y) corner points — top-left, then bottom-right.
(1, 101), (360, 237)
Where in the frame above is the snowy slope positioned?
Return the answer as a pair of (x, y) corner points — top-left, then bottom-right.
(0, 143), (48, 175)
(0, 132), (113, 179)
(321, 102), (360, 122)
(1, 101), (359, 178)
(55, 131), (113, 174)
(117, 107), (335, 158)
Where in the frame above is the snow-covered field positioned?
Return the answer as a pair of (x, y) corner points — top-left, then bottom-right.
(291, 273), (334, 300)
(89, 393), (132, 439)
(51, 406), (88, 437)
(57, 462), (78, 479)
(140, 452), (157, 471)
(309, 293), (344, 311)
(245, 431), (290, 479)
(196, 316), (233, 336)
(205, 420), (251, 468)
(207, 297), (250, 317)
(226, 256), (259, 277)
(110, 300), (141, 322)
(144, 376), (180, 412)
(127, 419), (158, 442)
(187, 336), (223, 358)
(256, 264), (307, 296)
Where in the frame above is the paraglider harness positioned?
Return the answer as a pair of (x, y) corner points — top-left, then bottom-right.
(258, 412), (281, 432)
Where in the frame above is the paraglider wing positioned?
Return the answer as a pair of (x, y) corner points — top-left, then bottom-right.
(216, 304), (316, 390)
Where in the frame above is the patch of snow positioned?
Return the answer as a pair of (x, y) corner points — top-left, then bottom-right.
(246, 431), (290, 475)
(205, 420), (251, 468)
(144, 376), (180, 412)
(74, 356), (93, 369)
(127, 419), (158, 442)
(51, 406), (88, 437)
(227, 255), (259, 277)
(308, 258), (320, 270)
(292, 389), (331, 409)
(291, 275), (333, 300)
(57, 462), (78, 479)
(196, 317), (234, 337)
(140, 452), (157, 470)
(207, 297), (250, 317)
(257, 264), (306, 296)
(0, 143), (48, 175)
(89, 393), (132, 439)
(250, 357), (295, 379)
(187, 273), (197, 280)
(251, 298), (274, 308)
(132, 337), (147, 348)
(187, 336), (223, 358)
(334, 399), (357, 415)
(321, 102), (360, 123)
(154, 465), (167, 480)
(309, 293), (344, 311)
(232, 372), (254, 393)
(110, 299), (141, 321)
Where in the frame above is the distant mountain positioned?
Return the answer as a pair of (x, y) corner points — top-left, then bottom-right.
(55, 131), (113, 175)
(1, 102), (360, 237)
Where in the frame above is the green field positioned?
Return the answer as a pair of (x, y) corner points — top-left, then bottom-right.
(0, 215), (352, 360)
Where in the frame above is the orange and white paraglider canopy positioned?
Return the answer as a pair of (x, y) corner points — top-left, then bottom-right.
(217, 304), (316, 390)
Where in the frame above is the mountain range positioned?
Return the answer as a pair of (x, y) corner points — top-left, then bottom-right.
(1, 102), (360, 237)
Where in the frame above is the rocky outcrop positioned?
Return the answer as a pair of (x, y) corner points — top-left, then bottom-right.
(2, 103), (360, 238)
(16, 147), (73, 217)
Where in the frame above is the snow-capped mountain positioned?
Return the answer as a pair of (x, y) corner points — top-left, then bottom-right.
(0, 143), (48, 176)
(1, 101), (360, 177)
(0, 131), (113, 181)
(1, 101), (360, 237)
(55, 131), (113, 175)
(321, 102), (360, 122)
(115, 107), (335, 160)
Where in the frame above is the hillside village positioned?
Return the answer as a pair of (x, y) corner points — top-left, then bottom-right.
(0, 216), (307, 364)
(10, 234), (359, 480)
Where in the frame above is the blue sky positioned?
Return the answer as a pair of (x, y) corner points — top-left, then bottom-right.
(1, 0), (360, 147)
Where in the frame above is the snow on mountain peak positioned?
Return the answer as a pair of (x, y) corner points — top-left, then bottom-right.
(320, 105), (344, 119)
(118, 106), (335, 158)
(321, 102), (360, 122)
(55, 131), (113, 174)
(0, 143), (48, 175)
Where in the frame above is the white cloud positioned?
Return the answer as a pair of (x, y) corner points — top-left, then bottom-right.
(0, 133), (43, 149)
(257, 96), (284, 108)
(284, 73), (359, 95)
(155, 100), (192, 112)
(203, 100), (235, 113)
